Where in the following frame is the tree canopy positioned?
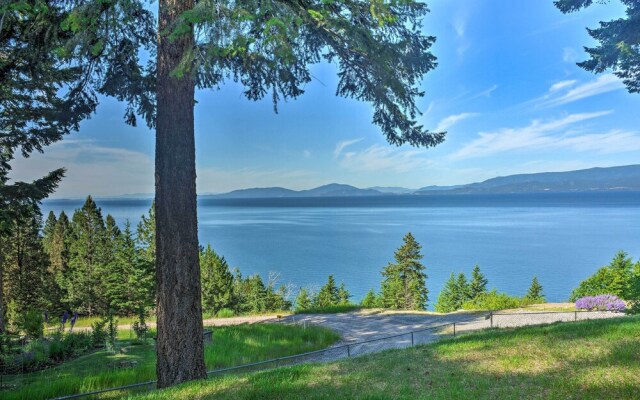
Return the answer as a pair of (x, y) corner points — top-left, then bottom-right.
(555, 0), (640, 93)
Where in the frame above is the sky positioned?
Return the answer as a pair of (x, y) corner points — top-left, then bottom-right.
(10, 0), (640, 198)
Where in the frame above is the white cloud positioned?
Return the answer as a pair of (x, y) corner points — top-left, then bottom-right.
(435, 113), (479, 132)
(452, 15), (466, 38)
(450, 111), (639, 160)
(9, 141), (154, 198)
(563, 47), (579, 63)
(333, 138), (363, 158)
(549, 80), (576, 92)
(338, 144), (434, 173)
(539, 74), (624, 107)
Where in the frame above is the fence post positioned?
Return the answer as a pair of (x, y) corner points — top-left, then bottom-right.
(574, 311), (577, 322)
(347, 345), (351, 357)
(490, 311), (493, 328)
(411, 331), (414, 346)
(453, 322), (456, 337)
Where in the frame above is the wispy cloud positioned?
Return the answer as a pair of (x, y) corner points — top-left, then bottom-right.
(537, 74), (624, 108)
(549, 80), (576, 92)
(435, 113), (479, 132)
(562, 47), (579, 63)
(9, 140), (154, 198)
(333, 138), (363, 158)
(338, 145), (433, 173)
(303, 150), (311, 158)
(450, 111), (639, 160)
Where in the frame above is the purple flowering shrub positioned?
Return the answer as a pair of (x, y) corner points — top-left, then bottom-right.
(575, 294), (626, 312)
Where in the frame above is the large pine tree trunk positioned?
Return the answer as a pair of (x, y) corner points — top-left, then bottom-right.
(155, 0), (206, 388)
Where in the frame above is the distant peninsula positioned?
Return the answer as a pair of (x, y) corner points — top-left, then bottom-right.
(206, 164), (640, 199)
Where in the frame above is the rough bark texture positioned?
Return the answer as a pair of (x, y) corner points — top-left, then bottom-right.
(155, 0), (206, 388)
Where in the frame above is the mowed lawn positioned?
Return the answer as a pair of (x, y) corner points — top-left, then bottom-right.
(4, 324), (339, 400)
(133, 316), (640, 400)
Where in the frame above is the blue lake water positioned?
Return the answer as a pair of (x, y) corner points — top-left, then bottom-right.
(43, 192), (640, 306)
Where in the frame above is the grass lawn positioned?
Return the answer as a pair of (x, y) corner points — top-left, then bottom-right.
(133, 316), (640, 400)
(3, 323), (338, 400)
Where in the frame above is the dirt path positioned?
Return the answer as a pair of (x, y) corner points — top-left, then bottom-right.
(68, 314), (282, 333)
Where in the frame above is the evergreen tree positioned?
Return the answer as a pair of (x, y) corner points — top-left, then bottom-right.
(315, 275), (340, 308)
(570, 251), (636, 301)
(435, 273), (459, 313)
(526, 277), (545, 302)
(469, 265), (488, 300)
(555, 0), (640, 94)
(104, 221), (133, 314)
(456, 273), (471, 305)
(136, 203), (155, 267)
(47, 212), (72, 314)
(42, 212), (58, 253)
(36, 0), (443, 386)
(295, 288), (312, 311)
(361, 289), (379, 308)
(3, 209), (49, 328)
(243, 275), (267, 314)
(337, 283), (351, 305)
(200, 245), (233, 316)
(381, 233), (428, 310)
(67, 196), (107, 315)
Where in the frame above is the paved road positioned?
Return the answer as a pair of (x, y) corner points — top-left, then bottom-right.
(266, 309), (625, 364)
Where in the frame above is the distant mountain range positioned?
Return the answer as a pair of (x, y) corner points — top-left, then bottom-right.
(206, 164), (640, 198)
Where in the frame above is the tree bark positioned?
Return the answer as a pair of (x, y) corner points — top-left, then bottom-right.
(155, 0), (206, 388)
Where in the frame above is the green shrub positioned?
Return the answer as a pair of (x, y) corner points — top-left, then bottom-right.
(216, 308), (235, 318)
(294, 304), (360, 314)
(20, 310), (45, 339)
(91, 320), (107, 348)
(462, 290), (522, 311)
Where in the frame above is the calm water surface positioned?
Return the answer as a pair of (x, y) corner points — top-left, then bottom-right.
(43, 193), (640, 306)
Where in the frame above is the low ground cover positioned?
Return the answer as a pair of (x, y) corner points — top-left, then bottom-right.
(2, 323), (338, 400)
(134, 316), (640, 400)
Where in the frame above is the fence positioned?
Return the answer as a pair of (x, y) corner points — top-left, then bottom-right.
(5, 309), (624, 399)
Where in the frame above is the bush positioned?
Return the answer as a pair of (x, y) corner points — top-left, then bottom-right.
(216, 308), (235, 318)
(91, 320), (107, 348)
(575, 295), (626, 312)
(20, 310), (45, 340)
(462, 290), (522, 311)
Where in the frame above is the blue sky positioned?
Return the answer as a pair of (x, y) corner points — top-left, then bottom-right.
(11, 0), (640, 198)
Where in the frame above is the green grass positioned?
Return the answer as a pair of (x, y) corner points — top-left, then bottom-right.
(294, 305), (361, 314)
(2, 323), (338, 400)
(132, 316), (640, 400)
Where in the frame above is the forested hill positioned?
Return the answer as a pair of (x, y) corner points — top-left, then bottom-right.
(414, 164), (640, 195)
(205, 165), (640, 198)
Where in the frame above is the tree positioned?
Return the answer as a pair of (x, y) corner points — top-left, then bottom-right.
(0, 0), (98, 331)
(435, 273), (459, 313)
(315, 275), (340, 308)
(67, 196), (107, 315)
(555, 0), (640, 93)
(360, 289), (379, 308)
(469, 265), (488, 300)
(20, 0), (442, 386)
(2, 209), (49, 326)
(200, 245), (233, 316)
(456, 273), (471, 305)
(295, 288), (312, 311)
(337, 283), (351, 305)
(570, 251), (635, 301)
(42, 211), (72, 314)
(381, 232), (428, 310)
(525, 276), (545, 302)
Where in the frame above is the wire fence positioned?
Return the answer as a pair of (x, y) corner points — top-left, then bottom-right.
(2, 309), (624, 399)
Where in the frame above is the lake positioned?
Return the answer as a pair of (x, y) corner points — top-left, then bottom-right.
(43, 192), (640, 307)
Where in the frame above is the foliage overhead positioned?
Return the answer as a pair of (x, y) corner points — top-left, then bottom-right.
(555, 0), (640, 93)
